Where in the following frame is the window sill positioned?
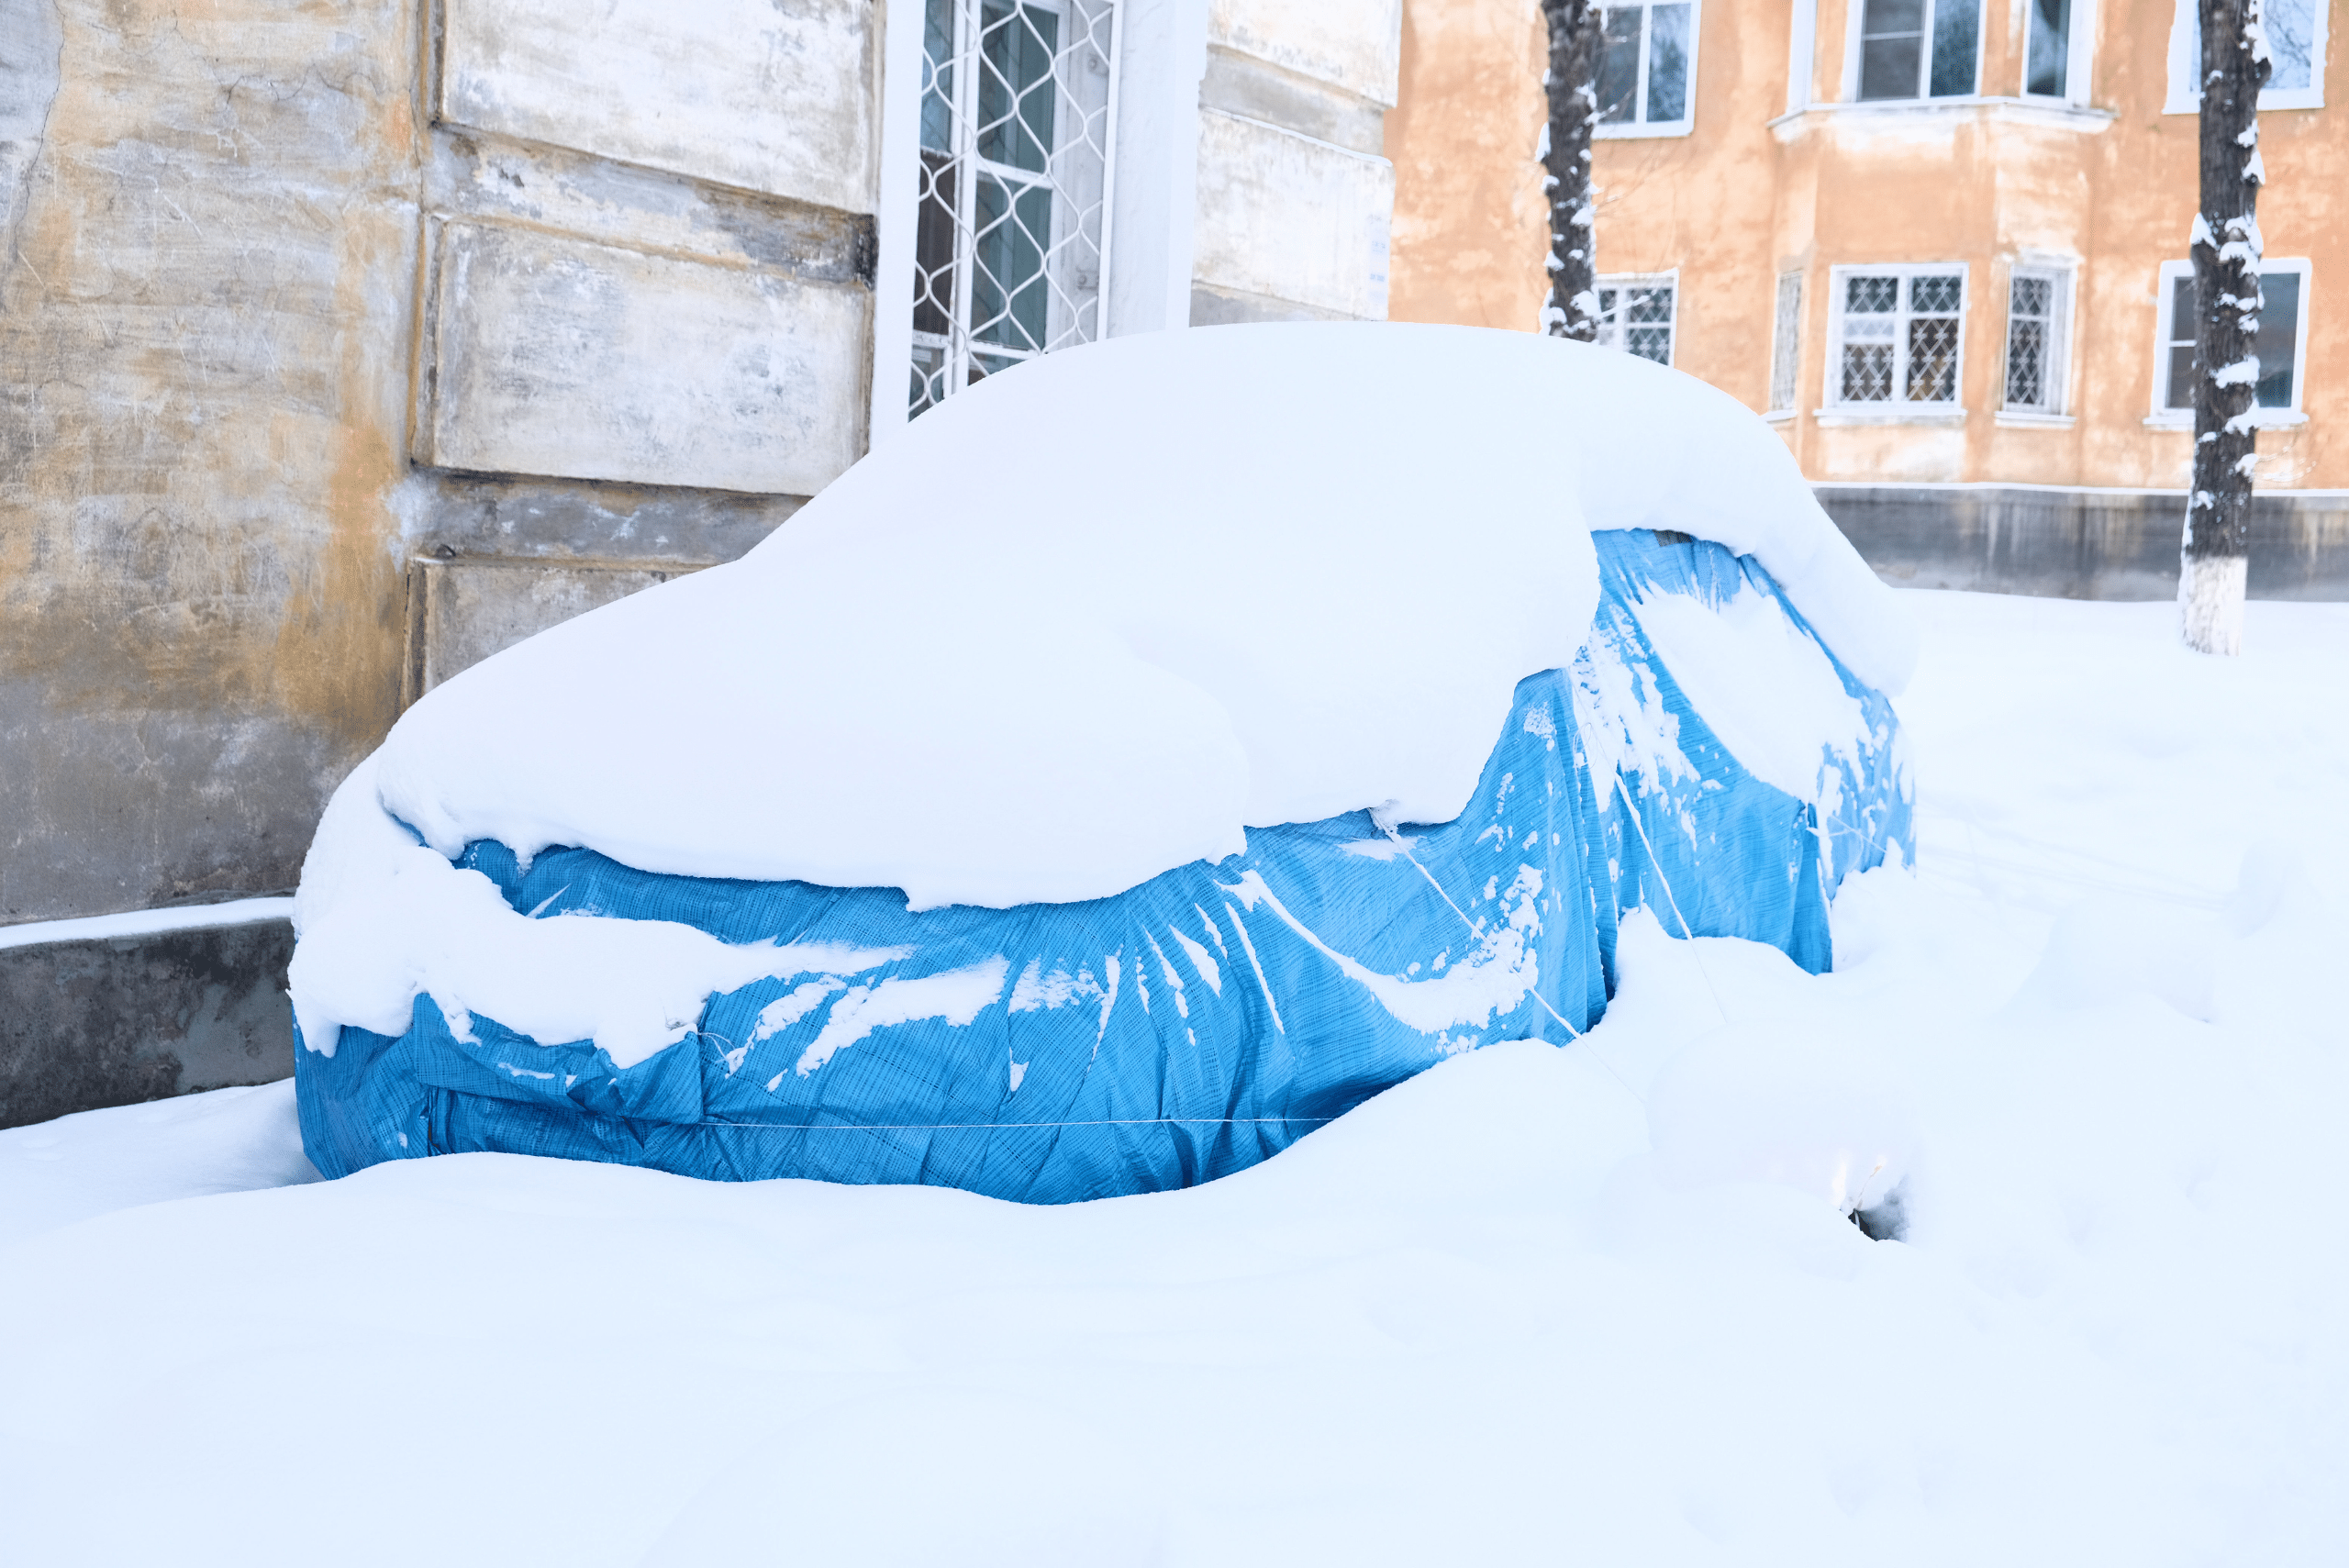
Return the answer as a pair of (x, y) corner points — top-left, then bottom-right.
(1995, 411), (2075, 428)
(1593, 120), (1695, 141)
(2143, 411), (2310, 431)
(2165, 91), (2325, 116)
(1769, 96), (2116, 135)
(1815, 406), (1968, 428)
(1763, 408), (1798, 424)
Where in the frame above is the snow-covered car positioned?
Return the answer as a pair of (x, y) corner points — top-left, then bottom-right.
(290, 324), (1915, 1201)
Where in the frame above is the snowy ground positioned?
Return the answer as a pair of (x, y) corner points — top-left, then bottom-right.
(4, 591), (2345, 1566)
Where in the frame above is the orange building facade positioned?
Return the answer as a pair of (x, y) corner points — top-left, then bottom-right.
(1387, 0), (2347, 596)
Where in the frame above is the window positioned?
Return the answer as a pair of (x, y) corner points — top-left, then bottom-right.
(1854, 0), (1981, 101)
(2167, 0), (2329, 113)
(1596, 4), (1698, 135)
(1829, 266), (1966, 408)
(2024, 0), (2070, 97)
(909, 0), (1119, 416)
(1768, 271), (1805, 413)
(2154, 259), (2311, 418)
(2002, 267), (2070, 413)
(1593, 275), (1676, 365)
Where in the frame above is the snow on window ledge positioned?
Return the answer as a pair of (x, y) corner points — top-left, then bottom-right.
(1594, 119), (1696, 140)
(1763, 408), (1798, 424)
(2143, 411), (2310, 431)
(1994, 411), (2076, 429)
(1815, 407), (1968, 428)
(1767, 97), (2115, 133)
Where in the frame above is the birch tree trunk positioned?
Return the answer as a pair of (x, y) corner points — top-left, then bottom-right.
(1541, 1), (1602, 341)
(2180, 0), (2271, 656)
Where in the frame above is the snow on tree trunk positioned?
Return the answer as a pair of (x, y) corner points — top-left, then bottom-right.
(2180, 0), (2271, 657)
(1540, 1), (1602, 342)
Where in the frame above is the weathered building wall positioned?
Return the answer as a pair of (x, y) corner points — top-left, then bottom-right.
(1386, 0), (2349, 510)
(0, 0), (881, 929)
(0, 0), (422, 926)
(1193, 0), (1401, 322)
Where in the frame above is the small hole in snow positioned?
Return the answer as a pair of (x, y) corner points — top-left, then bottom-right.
(1849, 1182), (1909, 1242)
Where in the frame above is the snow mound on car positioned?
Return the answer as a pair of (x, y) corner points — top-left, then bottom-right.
(351, 324), (1910, 913)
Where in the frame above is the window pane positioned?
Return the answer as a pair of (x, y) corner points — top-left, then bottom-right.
(1847, 274), (1899, 314)
(970, 174), (1052, 351)
(1626, 326), (1672, 364)
(976, 2), (1060, 172)
(2268, 0), (2316, 92)
(1910, 273), (1963, 314)
(1770, 272), (1803, 410)
(1908, 316), (1961, 401)
(1865, 0), (1926, 32)
(1929, 0), (1980, 96)
(2025, 0), (2070, 97)
(921, 0), (956, 153)
(1625, 284), (1674, 324)
(1645, 5), (1691, 123)
(912, 150), (960, 339)
(1843, 342), (1896, 401)
(2165, 274), (2198, 409)
(1598, 8), (1642, 122)
(2010, 274), (2052, 319)
(1859, 37), (1923, 99)
(2255, 271), (2301, 407)
(2006, 317), (2047, 406)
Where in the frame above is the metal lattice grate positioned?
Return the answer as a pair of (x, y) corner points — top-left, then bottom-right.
(910, 0), (1120, 417)
(2003, 272), (2055, 410)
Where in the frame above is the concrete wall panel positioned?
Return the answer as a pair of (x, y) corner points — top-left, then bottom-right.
(1209, 0), (1404, 106)
(1192, 109), (1393, 321)
(439, 0), (877, 214)
(417, 221), (870, 494)
(404, 555), (703, 699)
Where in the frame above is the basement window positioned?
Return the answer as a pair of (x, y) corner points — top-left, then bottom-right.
(1595, 4), (1699, 137)
(1829, 265), (1966, 409)
(1854, 0), (1981, 101)
(1593, 274), (1677, 366)
(2154, 258), (2310, 421)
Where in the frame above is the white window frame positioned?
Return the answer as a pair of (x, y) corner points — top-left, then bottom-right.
(1592, 271), (1679, 365)
(1842, 0), (1984, 103)
(2018, 0), (2099, 106)
(2147, 256), (2313, 428)
(1999, 261), (2075, 417)
(2165, 0), (2329, 114)
(1767, 269), (1805, 417)
(1593, 2), (1702, 139)
(1822, 261), (1970, 415)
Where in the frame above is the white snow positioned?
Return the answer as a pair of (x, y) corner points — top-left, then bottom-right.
(9, 590), (2345, 1564)
(0, 895), (295, 952)
(1628, 573), (1873, 798)
(294, 325), (1905, 1067)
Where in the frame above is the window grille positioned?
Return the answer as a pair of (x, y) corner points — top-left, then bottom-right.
(2159, 261), (2310, 413)
(1856, 0), (1980, 101)
(910, 0), (1120, 417)
(1831, 267), (1965, 406)
(1594, 276), (1676, 365)
(2002, 268), (2066, 412)
(1596, 4), (1696, 129)
(1768, 271), (1803, 412)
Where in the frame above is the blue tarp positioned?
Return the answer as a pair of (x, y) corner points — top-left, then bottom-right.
(297, 529), (1912, 1201)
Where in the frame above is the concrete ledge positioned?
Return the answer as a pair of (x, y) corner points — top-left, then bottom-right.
(1817, 484), (2349, 601)
(0, 911), (295, 1129)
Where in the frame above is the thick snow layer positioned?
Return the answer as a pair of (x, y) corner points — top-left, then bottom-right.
(362, 325), (1906, 909)
(11, 593), (2346, 1565)
(295, 324), (1907, 1058)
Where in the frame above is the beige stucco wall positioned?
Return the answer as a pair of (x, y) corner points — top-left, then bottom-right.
(1387, 0), (2349, 494)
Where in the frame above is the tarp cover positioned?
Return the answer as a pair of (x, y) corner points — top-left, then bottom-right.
(297, 530), (1912, 1201)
